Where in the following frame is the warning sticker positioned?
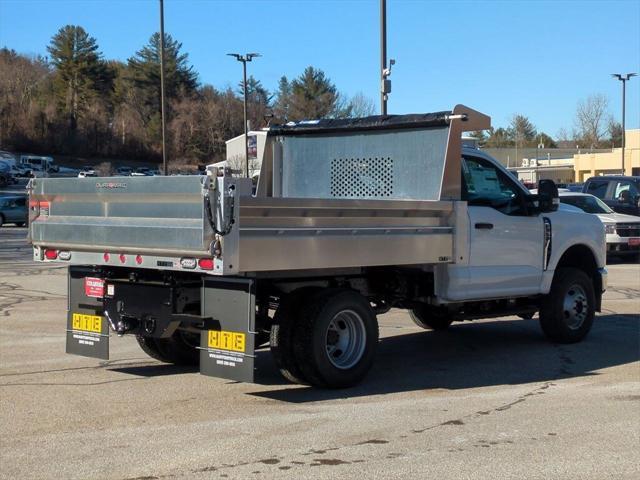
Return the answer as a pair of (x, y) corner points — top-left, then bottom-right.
(84, 277), (104, 298)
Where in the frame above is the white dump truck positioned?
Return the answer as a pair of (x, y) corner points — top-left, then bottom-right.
(27, 105), (607, 388)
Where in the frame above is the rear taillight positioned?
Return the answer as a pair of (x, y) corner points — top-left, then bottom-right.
(119, 254), (126, 264)
(44, 249), (58, 260)
(103, 252), (110, 262)
(198, 258), (214, 270)
(135, 254), (143, 265)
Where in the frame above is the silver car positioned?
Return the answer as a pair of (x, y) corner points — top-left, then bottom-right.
(559, 192), (640, 256)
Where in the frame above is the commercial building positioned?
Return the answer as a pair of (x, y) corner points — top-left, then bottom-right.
(509, 158), (575, 186)
(574, 129), (640, 181)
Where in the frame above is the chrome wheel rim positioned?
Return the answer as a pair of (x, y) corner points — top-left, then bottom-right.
(325, 309), (366, 369)
(562, 283), (588, 330)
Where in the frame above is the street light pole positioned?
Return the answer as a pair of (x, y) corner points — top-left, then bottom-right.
(228, 53), (261, 178)
(159, 0), (167, 175)
(611, 73), (637, 175)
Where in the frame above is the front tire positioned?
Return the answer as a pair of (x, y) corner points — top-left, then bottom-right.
(136, 330), (199, 365)
(539, 268), (595, 343)
(409, 305), (454, 330)
(292, 289), (379, 388)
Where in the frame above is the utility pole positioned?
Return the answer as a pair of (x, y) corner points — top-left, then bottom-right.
(611, 73), (637, 175)
(228, 53), (261, 178)
(159, 0), (168, 175)
(380, 0), (394, 115)
(380, 0), (387, 115)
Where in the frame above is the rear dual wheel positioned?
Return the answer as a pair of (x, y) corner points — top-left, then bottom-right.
(271, 289), (379, 388)
(136, 330), (199, 365)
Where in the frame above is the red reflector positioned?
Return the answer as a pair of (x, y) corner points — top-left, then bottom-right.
(44, 249), (58, 260)
(119, 254), (126, 264)
(198, 258), (214, 270)
(135, 254), (143, 265)
(103, 252), (110, 262)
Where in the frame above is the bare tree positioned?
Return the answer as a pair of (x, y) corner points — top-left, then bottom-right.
(575, 94), (609, 148)
(556, 127), (569, 143)
(347, 92), (376, 118)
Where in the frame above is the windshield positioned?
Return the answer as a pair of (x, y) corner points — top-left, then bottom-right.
(561, 195), (614, 214)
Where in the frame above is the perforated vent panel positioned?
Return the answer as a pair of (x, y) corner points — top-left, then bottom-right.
(330, 157), (394, 198)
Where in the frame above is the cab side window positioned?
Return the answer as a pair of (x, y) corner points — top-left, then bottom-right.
(462, 156), (527, 215)
(613, 180), (639, 205)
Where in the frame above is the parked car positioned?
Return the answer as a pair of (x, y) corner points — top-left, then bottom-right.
(11, 164), (33, 178)
(582, 176), (640, 216)
(565, 183), (584, 192)
(0, 161), (14, 187)
(559, 192), (640, 256)
(131, 167), (152, 176)
(78, 170), (97, 178)
(0, 195), (28, 227)
(115, 166), (133, 176)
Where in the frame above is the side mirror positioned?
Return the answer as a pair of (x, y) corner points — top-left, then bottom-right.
(538, 179), (559, 212)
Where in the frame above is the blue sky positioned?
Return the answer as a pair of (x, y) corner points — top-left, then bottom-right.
(1, 0), (639, 136)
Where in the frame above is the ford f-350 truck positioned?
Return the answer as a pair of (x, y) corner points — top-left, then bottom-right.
(27, 105), (607, 388)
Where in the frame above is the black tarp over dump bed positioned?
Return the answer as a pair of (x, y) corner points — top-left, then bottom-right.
(267, 111), (453, 136)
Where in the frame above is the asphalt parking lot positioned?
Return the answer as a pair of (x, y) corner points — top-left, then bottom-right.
(0, 227), (638, 480)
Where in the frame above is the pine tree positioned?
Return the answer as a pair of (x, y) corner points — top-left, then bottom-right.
(272, 76), (291, 123)
(127, 32), (198, 146)
(47, 25), (110, 131)
(237, 76), (271, 129)
(508, 114), (537, 148)
(127, 32), (197, 111)
(288, 67), (341, 120)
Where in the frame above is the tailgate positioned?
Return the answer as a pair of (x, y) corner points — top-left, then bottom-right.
(29, 175), (211, 256)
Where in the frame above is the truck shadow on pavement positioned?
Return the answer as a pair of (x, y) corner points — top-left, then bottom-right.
(250, 313), (639, 403)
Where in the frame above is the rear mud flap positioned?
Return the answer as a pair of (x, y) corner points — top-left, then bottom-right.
(200, 278), (257, 383)
(66, 266), (109, 360)
(66, 311), (109, 359)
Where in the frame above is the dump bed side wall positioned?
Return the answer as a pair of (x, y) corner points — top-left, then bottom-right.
(238, 197), (458, 272)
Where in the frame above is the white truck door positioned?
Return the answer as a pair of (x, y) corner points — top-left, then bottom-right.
(461, 155), (544, 299)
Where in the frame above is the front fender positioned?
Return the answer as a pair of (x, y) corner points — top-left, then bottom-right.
(540, 210), (606, 295)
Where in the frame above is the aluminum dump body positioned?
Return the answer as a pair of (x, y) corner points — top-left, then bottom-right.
(28, 105), (490, 275)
